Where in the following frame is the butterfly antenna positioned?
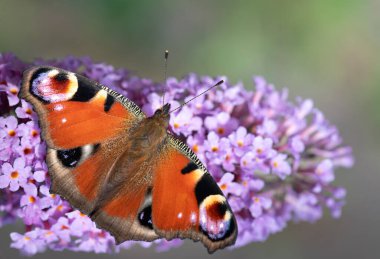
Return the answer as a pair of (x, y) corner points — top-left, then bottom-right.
(169, 80), (224, 113)
(162, 50), (169, 107)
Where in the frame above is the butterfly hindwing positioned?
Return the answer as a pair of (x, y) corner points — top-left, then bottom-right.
(152, 135), (237, 253)
(46, 143), (118, 214)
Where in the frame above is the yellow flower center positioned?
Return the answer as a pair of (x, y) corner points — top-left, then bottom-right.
(29, 196), (36, 203)
(217, 127), (225, 135)
(220, 184), (227, 190)
(61, 225), (69, 230)
(174, 123), (180, 129)
(23, 148), (32, 155)
(25, 108), (33, 115)
(10, 171), (19, 179)
(192, 144), (199, 153)
(237, 141), (244, 147)
(273, 161), (278, 168)
(211, 146), (218, 152)
(256, 148), (263, 154)
(31, 130), (39, 137)
(8, 130), (16, 137)
(10, 88), (18, 95)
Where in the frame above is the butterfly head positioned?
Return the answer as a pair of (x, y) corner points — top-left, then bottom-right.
(154, 103), (171, 117)
(152, 103), (171, 128)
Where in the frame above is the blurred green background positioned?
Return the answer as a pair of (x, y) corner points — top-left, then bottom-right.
(0, 0), (379, 258)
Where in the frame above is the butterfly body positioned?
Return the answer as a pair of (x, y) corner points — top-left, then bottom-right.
(89, 104), (170, 219)
(20, 66), (237, 253)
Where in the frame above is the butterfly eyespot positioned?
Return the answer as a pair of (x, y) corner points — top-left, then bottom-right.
(138, 206), (153, 230)
(57, 147), (82, 168)
(199, 195), (234, 241)
(56, 144), (100, 168)
(30, 68), (78, 103)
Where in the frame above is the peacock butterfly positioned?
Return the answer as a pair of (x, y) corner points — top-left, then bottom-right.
(19, 65), (237, 253)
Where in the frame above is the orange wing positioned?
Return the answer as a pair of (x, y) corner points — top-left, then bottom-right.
(152, 135), (237, 253)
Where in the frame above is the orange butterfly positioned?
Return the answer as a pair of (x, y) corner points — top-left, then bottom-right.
(19, 66), (237, 253)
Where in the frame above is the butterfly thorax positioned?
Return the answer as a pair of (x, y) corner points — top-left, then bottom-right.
(129, 103), (171, 151)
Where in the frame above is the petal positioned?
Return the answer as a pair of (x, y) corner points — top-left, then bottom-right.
(216, 112), (229, 124)
(297, 99), (313, 119)
(22, 166), (32, 176)
(204, 116), (217, 130)
(9, 180), (20, 191)
(39, 185), (51, 196)
(39, 197), (53, 209)
(20, 195), (29, 206)
(250, 179), (265, 191)
(8, 95), (19, 106)
(25, 243), (38, 255)
(253, 136), (263, 147)
(24, 183), (38, 196)
(7, 116), (18, 128)
(15, 107), (27, 119)
(236, 126), (247, 138)
(10, 232), (23, 241)
(14, 157), (25, 170)
(33, 170), (46, 182)
(1, 162), (13, 174)
(0, 175), (9, 188)
(229, 182), (243, 195)
(249, 203), (263, 218)
(261, 197), (272, 209)
(189, 117), (202, 131)
(263, 138), (273, 148)
(220, 172), (234, 183)
(207, 131), (219, 143)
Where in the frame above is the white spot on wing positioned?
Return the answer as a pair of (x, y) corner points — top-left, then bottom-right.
(54, 104), (64, 111)
(190, 212), (197, 224)
(82, 145), (93, 159)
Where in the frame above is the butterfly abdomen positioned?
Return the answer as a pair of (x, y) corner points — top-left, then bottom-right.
(88, 115), (169, 218)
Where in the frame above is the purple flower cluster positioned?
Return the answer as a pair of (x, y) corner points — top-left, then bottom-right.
(0, 53), (354, 255)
